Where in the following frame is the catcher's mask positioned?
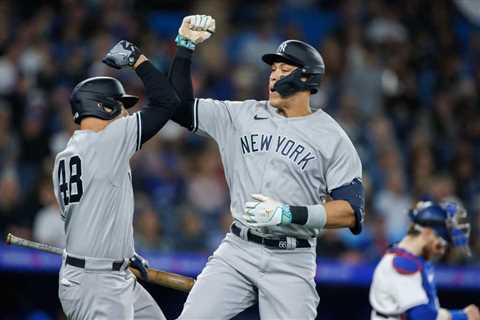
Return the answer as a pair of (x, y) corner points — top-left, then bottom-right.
(409, 200), (471, 256)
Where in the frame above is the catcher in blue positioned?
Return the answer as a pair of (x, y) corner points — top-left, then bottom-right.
(369, 200), (479, 320)
(53, 40), (180, 319)
(163, 15), (364, 319)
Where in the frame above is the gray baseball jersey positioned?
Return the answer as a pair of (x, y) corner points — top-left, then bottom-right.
(193, 98), (362, 238)
(52, 113), (141, 259)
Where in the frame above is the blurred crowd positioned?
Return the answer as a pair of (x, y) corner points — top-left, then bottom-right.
(0, 0), (479, 265)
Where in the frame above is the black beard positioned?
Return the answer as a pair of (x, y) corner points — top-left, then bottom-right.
(421, 246), (431, 260)
(421, 244), (444, 262)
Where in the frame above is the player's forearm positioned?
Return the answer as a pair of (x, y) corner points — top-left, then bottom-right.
(133, 55), (148, 70)
(329, 178), (365, 234)
(169, 46), (194, 101)
(288, 200), (354, 229)
(254, 186), (363, 231)
(324, 200), (356, 228)
(135, 60), (180, 143)
(168, 46), (195, 130)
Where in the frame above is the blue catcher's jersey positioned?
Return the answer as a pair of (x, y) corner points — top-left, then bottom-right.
(369, 247), (439, 319)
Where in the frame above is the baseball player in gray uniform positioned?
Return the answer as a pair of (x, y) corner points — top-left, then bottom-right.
(164, 16), (365, 320)
(52, 40), (180, 319)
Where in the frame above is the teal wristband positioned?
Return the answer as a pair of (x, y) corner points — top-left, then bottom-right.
(175, 35), (196, 50)
(280, 204), (292, 224)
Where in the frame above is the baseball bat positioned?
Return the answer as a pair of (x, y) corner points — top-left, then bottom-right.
(5, 233), (195, 292)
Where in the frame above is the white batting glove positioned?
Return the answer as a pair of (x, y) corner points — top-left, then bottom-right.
(178, 15), (215, 45)
(243, 194), (292, 227)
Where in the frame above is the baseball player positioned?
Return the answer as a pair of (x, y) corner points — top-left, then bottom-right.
(166, 15), (365, 319)
(369, 201), (479, 320)
(52, 40), (179, 319)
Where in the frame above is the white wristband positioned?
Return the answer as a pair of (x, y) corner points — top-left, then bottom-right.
(305, 204), (327, 229)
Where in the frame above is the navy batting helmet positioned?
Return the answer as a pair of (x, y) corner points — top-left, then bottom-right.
(70, 76), (139, 124)
(409, 201), (471, 255)
(262, 40), (325, 97)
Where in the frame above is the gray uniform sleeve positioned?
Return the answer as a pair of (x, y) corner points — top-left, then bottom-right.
(325, 135), (362, 192)
(97, 112), (141, 175)
(193, 98), (244, 141)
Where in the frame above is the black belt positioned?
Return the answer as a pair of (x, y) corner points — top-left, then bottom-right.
(374, 310), (394, 319)
(66, 255), (124, 271)
(231, 223), (310, 249)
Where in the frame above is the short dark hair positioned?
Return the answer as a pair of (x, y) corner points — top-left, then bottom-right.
(407, 224), (421, 237)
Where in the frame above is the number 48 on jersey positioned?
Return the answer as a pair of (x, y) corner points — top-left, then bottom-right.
(57, 155), (84, 207)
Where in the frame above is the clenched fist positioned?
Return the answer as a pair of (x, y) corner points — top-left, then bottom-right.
(102, 40), (142, 69)
(178, 15), (215, 45)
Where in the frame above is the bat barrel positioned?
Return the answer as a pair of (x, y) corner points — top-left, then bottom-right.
(5, 233), (12, 245)
(5, 233), (64, 255)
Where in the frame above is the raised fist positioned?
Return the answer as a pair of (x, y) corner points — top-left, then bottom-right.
(178, 15), (215, 45)
(102, 40), (142, 69)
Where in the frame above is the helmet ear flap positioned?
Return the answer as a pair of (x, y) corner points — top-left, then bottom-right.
(97, 102), (112, 113)
(303, 72), (322, 94)
(96, 97), (122, 118)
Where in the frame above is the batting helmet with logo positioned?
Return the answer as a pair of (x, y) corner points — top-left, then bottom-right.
(262, 40), (325, 97)
(70, 76), (139, 124)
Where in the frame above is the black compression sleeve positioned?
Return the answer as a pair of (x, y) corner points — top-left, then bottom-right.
(290, 206), (308, 225)
(168, 46), (195, 130)
(135, 61), (180, 145)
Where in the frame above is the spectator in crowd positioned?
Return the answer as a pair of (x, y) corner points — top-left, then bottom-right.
(186, 142), (228, 229)
(0, 102), (18, 170)
(207, 209), (233, 251)
(0, 167), (22, 237)
(134, 203), (172, 252)
(175, 207), (208, 253)
(374, 170), (412, 243)
(32, 177), (64, 247)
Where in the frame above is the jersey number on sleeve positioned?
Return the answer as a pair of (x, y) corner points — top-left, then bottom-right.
(58, 156), (84, 206)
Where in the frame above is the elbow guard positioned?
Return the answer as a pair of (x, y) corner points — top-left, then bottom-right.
(330, 178), (364, 235)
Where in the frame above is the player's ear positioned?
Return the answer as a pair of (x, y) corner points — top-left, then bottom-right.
(422, 227), (434, 240)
